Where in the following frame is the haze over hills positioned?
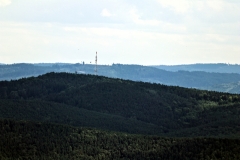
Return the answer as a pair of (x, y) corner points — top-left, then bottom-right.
(152, 63), (240, 74)
(0, 63), (240, 94)
(208, 81), (240, 93)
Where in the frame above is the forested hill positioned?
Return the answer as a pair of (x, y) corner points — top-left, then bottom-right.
(0, 72), (240, 137)
(1, 63), (240, 94)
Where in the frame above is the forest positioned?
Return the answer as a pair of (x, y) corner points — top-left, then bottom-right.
(1, 119), (240, 160)
(0, 72), (240, 159)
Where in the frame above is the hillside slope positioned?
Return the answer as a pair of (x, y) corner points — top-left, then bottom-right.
(0, 72), (239, 137)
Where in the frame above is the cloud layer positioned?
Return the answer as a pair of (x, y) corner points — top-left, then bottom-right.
(0, 0), (239, 65)
(0, 0), (11, 7)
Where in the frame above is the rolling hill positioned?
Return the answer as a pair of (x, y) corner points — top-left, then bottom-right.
(0, 72), (239, 137)
(1, 72), (240, 159)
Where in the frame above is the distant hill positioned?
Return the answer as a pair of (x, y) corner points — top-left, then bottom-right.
(0, 63), (240, 94)
(207, 81), (240, 93)
(0, 63), (96, 81)
(0, 72), (239, 137)
(152, 63), (240, 74)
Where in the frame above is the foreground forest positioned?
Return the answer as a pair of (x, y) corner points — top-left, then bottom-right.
(1, 119), (240, 160)
(0, 72), (240, 159)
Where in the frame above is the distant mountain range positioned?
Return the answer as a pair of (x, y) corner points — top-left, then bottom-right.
(152, 63), (240, 74)
(0, 63), (240, 94)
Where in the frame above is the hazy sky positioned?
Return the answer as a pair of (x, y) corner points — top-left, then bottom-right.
(0, 0), (239, 65)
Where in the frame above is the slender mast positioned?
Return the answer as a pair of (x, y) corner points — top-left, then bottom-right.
(95, 51), (97, 75)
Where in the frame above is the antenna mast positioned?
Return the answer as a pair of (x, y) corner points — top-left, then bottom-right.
(95, 51), (97, 75)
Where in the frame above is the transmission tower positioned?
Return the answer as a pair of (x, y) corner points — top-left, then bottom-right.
(95, 51), (97, 75)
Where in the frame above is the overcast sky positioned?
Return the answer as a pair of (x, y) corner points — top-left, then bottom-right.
(0, 0), (239, 65)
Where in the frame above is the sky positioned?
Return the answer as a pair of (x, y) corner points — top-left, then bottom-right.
(0, 0), (239, 65)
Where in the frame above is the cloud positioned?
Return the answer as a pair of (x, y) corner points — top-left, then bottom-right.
(129, 8), (161, 26)
(206, 0), (225, 12)
(157, 0), (240, 14)
(128, 8), (186, 33)
(101, 9), (113, 17)
(1, 1), (240, 65)
(156, 0), (191, 13)
(0, 0), (11, 7)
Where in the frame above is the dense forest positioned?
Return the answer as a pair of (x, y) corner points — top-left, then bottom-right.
(1, 119), (240, 160)
(1, 63), (240, 93)
(0, 72), (240, 159)
(0, 72), (240, 137)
